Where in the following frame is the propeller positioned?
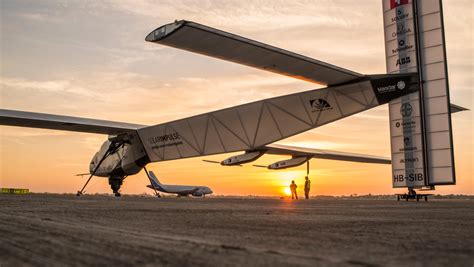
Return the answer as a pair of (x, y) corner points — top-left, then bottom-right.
(202, 160), (221, 164)
(252, 164), (268, 168)
(202, 159), (243, 167)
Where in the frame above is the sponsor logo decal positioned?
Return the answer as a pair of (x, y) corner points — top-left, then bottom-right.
(148, 132), (180, 144)
(370, 75), (418, 103)
(148, 132), (183, 150)
(390, 0), (409, 9)
(399, 136), (417, 152)
(397, 80), (406, 90)
(399, 145), (417, 152)
(395, 120), (416, 131)
(377, 84), (396, 93)
(391, 8), (409, 23)
(400, 103), (413, 117)
(400, 157), (419, 163)
(396, 56), (411, 66)
(309, 99), (333, 112)
(392, 39), (413, 54)
(391, 24), (412, 38)
(403, 137), (411, 146)
(376, 80), (406, 94)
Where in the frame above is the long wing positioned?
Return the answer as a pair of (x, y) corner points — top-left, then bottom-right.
(1, 102), (465, 140)
(264, 144), (391, 164)
(0, 109), (145, 135)
(137, 74), (420, 162)
(145, 20), (363, 86)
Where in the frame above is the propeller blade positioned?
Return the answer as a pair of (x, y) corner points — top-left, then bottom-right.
(252, 164), (268, 168)
(202, 160), (221, 164)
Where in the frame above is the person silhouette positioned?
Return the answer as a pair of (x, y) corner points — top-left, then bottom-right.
(290, 180), (298, 199)
(304, 176), (311, 199)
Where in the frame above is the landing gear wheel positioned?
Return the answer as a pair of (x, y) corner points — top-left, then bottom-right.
(109, 177), (124, 197)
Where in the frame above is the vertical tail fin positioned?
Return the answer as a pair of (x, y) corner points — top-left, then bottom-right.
(148, 171), (164, 190)
(382, 0), (456, 188)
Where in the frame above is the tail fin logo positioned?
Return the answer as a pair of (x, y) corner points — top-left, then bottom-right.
(149, 171), (163, 190)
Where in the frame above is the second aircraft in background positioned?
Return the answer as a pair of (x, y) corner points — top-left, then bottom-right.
(146, 171), (213, 197)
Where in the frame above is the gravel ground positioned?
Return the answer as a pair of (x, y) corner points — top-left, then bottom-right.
(0, 194), (472, 266)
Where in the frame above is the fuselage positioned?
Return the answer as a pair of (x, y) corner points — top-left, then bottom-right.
(89, 135), (149, 177)
(88, 136), (213, 197)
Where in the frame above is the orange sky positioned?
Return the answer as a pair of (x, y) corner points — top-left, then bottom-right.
(0, 0), (472, 196)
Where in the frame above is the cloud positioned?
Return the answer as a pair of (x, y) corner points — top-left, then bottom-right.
(102, 0), (376, 29)
(0, 77), (99, 98)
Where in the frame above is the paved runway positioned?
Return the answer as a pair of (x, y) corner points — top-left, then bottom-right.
(0, 194), (472, 266)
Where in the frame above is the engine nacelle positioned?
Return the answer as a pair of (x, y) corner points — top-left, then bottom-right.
(268, 156), (311, 170)
(221, 150), (266, 166)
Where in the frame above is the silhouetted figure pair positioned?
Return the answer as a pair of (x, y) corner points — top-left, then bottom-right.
(290, 176), (311, 200)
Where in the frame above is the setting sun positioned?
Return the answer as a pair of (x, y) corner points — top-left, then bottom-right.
(283, 187), (292, 196)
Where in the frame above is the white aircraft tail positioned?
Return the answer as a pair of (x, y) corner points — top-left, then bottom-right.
(148, 171), (165, 191)
(383, 0), (456, 188)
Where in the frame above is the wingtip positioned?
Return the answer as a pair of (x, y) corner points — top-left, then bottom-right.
(145, 20), (186, 42)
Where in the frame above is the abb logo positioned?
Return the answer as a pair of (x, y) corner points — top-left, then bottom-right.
(390, 0), (409, 9)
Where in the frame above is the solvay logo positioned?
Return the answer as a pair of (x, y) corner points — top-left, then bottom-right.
(397, 81), (406, 90)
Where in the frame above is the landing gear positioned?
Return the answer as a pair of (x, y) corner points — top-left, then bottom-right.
(396, 187), (432, 202)
(109, 177), (124, 197)
(76, 138), (127, 196)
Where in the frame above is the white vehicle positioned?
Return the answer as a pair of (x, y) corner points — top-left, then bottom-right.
(0, 20), (466, 196)
(146, 171), (212, 197)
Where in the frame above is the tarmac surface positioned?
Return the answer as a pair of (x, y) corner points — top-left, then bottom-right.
(0, 194), (473, 266)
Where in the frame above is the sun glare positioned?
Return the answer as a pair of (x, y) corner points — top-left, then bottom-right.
(283, 187), (292, 196)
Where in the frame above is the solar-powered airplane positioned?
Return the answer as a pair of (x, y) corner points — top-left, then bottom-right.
(0, 20), (465, 196)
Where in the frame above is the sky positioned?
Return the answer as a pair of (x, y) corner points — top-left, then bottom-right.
(0, 0), (472, 196)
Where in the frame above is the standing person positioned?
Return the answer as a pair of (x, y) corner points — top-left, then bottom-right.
(290, 180), (298, 199)
(304, 176), (311, 199)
